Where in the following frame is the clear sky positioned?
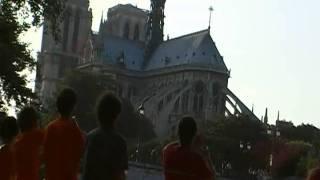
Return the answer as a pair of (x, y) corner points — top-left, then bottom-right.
(23, 0), (320, 127)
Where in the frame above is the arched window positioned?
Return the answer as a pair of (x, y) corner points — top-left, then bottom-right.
(174, 97), (180, 112)
(158, 100), (164, 112)
(193, 95), (198, 112)
(72, 9), (81, 53)
(123, 22), (130, 39)
(133, 24), (140, 41)
(182, 91), (189, 113)
(199, 95), (204, 111)
(193, 81), (205, 113)
(62, 8), (71, 51)
(212, 82), (221, 97)
(193, 94), (204, 113)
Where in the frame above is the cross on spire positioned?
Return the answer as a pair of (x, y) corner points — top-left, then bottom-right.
(208, 5), (214, 29)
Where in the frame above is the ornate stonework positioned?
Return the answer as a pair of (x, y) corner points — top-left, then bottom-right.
(36, 3), (258, 138)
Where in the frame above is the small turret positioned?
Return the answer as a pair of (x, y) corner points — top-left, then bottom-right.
(264, 108), (268, 124)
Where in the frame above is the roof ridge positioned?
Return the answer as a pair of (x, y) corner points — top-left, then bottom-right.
(110, 3), (149, 12)
(163, 29), (210, 43)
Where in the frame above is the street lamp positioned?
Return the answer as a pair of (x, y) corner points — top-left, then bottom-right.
(138, 105), (145, 115)
(239, 141), (252, 178)
(267, 127), (280, 175)
(240, 141), (251, 151)
(135, 93), (156, 163)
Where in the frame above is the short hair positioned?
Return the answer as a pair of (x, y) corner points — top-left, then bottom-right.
(17, 106), (38, 132)
(178, 116), (197, 146)
(0, 116), (18, 142)
(96, 92), (121, 129)
(56, 88), (77, 117)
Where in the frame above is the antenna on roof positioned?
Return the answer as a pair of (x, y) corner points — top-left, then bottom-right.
(208, 5), (214, 30)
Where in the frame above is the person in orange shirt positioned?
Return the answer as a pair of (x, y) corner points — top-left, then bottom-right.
(0, 116), (18, 180)
(43, 88), (85, 180)
(14, 107), (44, 180)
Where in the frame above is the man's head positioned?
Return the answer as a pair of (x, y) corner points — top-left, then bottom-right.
(17, 106), (38, 132)
(96, 92), (121, 129)
(178, 116), (197, 146)
(56, 88), (77, 117)
(0, 116), (18, 143)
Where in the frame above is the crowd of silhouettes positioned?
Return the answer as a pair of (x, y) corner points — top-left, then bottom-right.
(0, 88), (318, 180)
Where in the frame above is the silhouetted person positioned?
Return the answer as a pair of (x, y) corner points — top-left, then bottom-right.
(162, 116), (215, 180)
(82, 92), (128, 180)
(307, 165), (320, 180)
(15, 107), (44, 180)
(0, 116), (18, 180)
(44, 88), (85, 180)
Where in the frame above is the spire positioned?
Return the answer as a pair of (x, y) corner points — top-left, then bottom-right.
(144, 0), (167, 65)
(99, 11), (104, 33)
(277, 110), (280, 121)
(208, 6), (214, 29)
(251, 104), (254, 113)
(264, 108), (268, 124)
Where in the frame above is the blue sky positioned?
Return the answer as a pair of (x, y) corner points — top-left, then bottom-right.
(24, 0), (320, 127)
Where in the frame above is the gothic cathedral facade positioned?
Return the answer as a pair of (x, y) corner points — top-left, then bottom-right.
(36, 1), (231, 137)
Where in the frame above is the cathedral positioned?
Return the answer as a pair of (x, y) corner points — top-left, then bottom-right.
(36, 0), (257, 137)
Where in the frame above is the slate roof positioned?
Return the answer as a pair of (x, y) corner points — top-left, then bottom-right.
(145, 29), (228, 73)
(102, 35), (145, 71)
(101, 29), (228, 73)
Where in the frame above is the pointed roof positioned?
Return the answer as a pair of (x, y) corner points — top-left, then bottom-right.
(264, 108), (269, 124)
(99, 11), (104, 33)
(144, 29), (228, 73)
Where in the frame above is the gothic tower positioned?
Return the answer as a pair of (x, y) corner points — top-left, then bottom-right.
(144, 0), (166, 65)
(36, 0), (92, 106)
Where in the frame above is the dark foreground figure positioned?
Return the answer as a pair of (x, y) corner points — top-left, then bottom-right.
(82, 93), (128, 180)
(162, 116), (215, 180)
(0, 116), (18, 180)
(44, 88), (85, 180)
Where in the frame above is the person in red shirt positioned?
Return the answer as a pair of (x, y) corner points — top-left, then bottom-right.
(162, 116), (215, 180)
(15, 107), (45, 180)
(307, 165), (320, 180)
(0, 116), (18, 180)
(43, 88), (85, 180)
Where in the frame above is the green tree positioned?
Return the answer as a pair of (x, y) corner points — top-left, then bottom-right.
(0, 0), (63, 110)
(206, 115), (269, 177)
(273, 141), (312, 178)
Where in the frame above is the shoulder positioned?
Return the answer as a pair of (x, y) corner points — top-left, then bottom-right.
(309, 167), (320, 178)
(87, 128), (100, 138)
(0, 144), (8, 153)
(163, 141), (179, 152)
(108, 131), (126, 149)
(46, 119), (61, 130)
(113, 132), (126, 144)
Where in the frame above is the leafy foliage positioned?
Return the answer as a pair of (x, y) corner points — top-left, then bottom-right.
(206, 115), (269, 176)
(0, 0), (64, 110)
(277, 120), (320, 144)
(272, 141), (312, 178)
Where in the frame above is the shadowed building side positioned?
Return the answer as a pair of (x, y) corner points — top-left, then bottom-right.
(36, 3), (259, 138)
